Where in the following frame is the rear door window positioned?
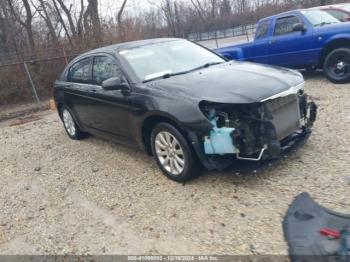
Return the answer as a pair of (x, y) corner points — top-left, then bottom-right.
(274, 16), (302, 36)
(69, 57), (92, 83)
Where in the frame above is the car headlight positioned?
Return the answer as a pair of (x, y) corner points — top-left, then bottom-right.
(262, 82), (305, 102)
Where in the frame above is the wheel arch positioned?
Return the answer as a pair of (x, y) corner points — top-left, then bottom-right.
(56, 103), (85, 131)
(320, 37), (350, 66)
(141, 113), (188, 156)
(57, 103), (64, 118)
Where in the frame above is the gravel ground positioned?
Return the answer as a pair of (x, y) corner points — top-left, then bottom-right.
(0, 71), (350, 255)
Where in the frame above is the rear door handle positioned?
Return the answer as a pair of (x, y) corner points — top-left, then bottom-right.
(269, 39), (277, 45)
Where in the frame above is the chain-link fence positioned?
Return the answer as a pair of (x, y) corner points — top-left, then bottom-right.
(188, 23), (257, 48)
(188, 23), (256, 41)
(0, 54), (73, 110)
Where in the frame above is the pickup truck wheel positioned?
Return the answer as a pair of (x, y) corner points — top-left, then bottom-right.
(324, 48), (350, 84)
(151, 122), (200, 182)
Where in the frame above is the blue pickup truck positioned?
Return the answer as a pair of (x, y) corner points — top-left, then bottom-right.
(216, 9), (350, 83)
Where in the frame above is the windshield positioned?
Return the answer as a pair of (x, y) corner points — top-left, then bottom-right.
(302, 10), (340, 26)
(118, 40), (225, 82)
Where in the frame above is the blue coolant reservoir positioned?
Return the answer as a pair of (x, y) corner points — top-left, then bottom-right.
(204, 117), (237, 155)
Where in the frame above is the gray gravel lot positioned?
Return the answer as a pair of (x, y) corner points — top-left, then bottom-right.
(0, 71), (350, 255)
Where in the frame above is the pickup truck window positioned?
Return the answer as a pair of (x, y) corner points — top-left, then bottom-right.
(301, 10), (340, 27)
(256, 20), (270, 39)
(274, 16), (301, 36)
(325, 9), (349, 21)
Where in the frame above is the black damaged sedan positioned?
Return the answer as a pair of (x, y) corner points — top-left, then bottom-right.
(54, 38), (317, 182)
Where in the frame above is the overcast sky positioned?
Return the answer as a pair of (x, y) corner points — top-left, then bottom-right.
(98, 0), (154, 17)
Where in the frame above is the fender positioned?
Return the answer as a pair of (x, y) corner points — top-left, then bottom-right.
(137, 110), (194, 152)
(141, 110), (188, 131)
(320, 34), (350, 63)
(323, 33), (350, 46)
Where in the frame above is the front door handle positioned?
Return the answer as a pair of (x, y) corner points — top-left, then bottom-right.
(269, 39), (277, 45)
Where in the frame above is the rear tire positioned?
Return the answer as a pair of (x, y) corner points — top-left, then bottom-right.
(60, 106), (85, 140)
(151, 122), (200, 182)
(323, 48), (350, 84)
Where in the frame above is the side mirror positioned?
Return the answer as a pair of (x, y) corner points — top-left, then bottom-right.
(292, 23), (307, 33)
(102, 77), (129, 91)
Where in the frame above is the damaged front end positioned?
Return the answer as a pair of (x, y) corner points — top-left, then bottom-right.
(195, 84), (317, 170)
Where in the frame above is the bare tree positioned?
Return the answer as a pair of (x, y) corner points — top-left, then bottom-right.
(76, 0), (85, 37)
(219, 0), (232, 17)
(55, 0), (77, 37)
(52, 0), (74, 47)
(117, 0), (128, 37)
(0, 10), (8, 54)
(7, 0), (36, 57)
(83, 0), (103, 43)
(190, 0), (205, 22)
(32, 0), (60, 48)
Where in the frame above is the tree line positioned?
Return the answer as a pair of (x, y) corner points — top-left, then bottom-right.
(0, 0), (344, 105)
(0, 0), (344, 62)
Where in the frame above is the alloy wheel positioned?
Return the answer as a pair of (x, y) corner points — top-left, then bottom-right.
(62, 109), (76, 137)
(331, 57), (350, 77)
(154, 131), (185, 176)
(326, 50), (350, 82)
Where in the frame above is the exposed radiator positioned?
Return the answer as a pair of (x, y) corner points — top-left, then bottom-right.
(265, 94), (301, 140)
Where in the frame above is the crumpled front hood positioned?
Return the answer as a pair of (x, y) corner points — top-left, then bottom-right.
(146, 61), (304, 104)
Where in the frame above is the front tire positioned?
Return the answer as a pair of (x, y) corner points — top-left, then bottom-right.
(60, 106), (85, 140)
(324, 48), (350, 84)
(151, 122), (200, 182)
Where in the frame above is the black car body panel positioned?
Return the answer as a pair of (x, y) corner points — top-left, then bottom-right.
(284, 192), (350, 261)
(147, 62), (303, 104)
(54, 38), (317, 171)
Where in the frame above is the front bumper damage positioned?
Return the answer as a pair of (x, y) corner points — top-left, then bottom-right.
(189, 91), (317, 171)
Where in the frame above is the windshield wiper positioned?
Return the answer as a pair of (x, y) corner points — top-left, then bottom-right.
(190, 62), (224, 72)
(142, 62), (224, 83)
(143, 71), (189, 83)
(314, 22), (334, 27)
